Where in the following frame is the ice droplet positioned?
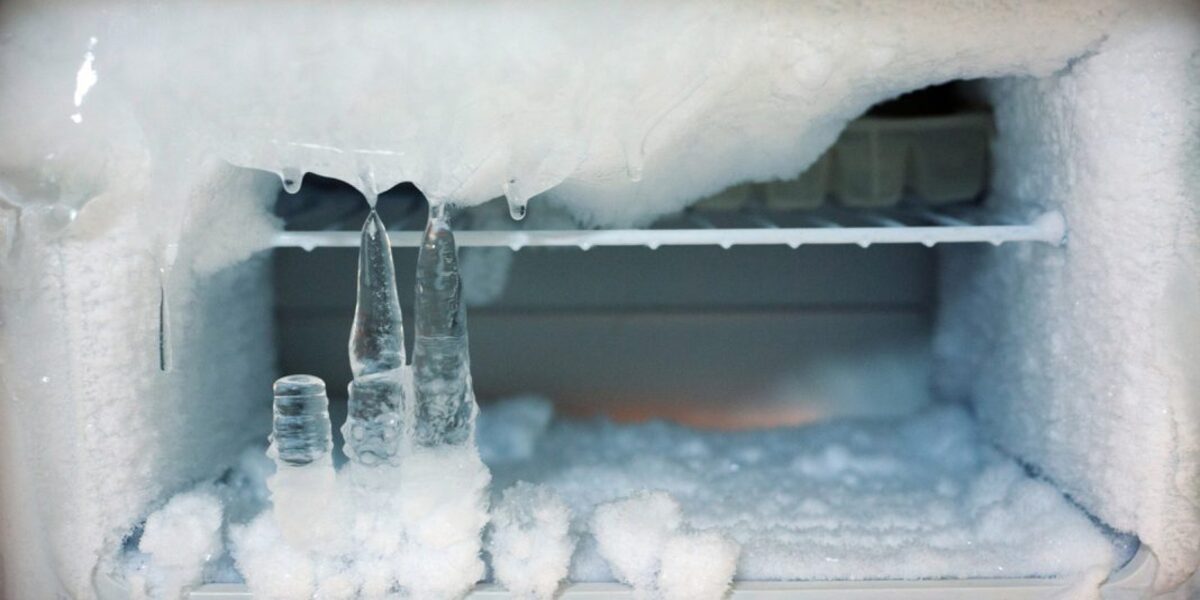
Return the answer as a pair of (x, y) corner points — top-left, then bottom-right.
(503, 179), (528, 221)
(280, 168), (304, 194)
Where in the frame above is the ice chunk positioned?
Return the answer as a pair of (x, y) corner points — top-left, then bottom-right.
(658, 531), (740, 600)
(136, 490), (223, 599)
(342, 372), (406, 467)
(349, 210), (405, 378)
(488, 482), (575, 599)
(590, 491), (682, 594)
(412, 203), (476, 447)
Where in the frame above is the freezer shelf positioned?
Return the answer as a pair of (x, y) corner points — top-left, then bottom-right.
(272, 208), (1066, 251)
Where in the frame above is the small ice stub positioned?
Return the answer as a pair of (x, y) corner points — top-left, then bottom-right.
(270, 375), (332, 467)
(268, 375), (338, 550)
(412, 203), (476, 447)
(350, 210), (406, 378)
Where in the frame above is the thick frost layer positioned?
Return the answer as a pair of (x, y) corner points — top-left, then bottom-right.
(481, 399), (1121, 584)
(0, 1), (1116, 229)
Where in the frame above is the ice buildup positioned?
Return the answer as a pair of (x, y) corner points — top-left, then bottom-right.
(232, 202), (491, 600)
(412, 203), (476, 447)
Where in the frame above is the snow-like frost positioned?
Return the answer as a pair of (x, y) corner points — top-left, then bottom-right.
(488, 482), (575, 600)
(132, 490), (223, 600)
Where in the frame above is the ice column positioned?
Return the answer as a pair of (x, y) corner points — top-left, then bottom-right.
(268, 374), (337, 549)
(412, 203), (477, 446)
(344, 210), (407, 466)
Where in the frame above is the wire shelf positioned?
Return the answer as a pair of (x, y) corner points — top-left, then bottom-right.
(271, 207), (1066, 251)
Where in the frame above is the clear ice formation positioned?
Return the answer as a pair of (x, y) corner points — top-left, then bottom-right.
(412, 203), (476, 447)
(345, 209), (407, 466)
(271, 375), (332, 467)
(349, 210), (406, 378)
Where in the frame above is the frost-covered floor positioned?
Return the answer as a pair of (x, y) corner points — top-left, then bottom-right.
(478, 399), (1124, 582)
(123, 399), (1128, 595)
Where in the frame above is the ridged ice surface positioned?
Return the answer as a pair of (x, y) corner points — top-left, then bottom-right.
(412, 204), (476, 447)
(270, 375), (332, 467)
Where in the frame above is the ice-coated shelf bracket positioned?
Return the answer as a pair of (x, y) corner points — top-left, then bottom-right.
(271, 209), (1067, 252)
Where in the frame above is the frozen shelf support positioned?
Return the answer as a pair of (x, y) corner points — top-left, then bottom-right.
(272, 209), (1068, 250)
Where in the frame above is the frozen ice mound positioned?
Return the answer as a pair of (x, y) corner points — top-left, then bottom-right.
(488, 482), (575, 600)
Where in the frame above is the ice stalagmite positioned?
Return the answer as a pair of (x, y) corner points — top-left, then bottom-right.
(412, 203), (477, 446)
(344, 210), (406, 466)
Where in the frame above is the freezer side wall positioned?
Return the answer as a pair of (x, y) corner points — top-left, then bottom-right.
(0, 165), (278, 600)
(935, 3), (1200, 591)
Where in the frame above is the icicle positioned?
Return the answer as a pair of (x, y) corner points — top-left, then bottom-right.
(157, 259), (174, 372)
(345, 209), (407, 466)
(279, 168), (304, 194)
(412, 202), (476, 447)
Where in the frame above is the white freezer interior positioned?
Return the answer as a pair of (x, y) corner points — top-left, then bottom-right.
(0, 1), (1197, 599)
